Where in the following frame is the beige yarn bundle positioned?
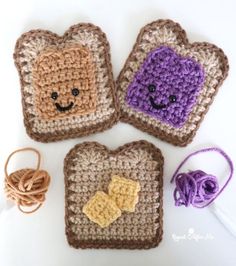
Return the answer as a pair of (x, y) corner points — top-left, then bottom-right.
(4, 148), (51, 214)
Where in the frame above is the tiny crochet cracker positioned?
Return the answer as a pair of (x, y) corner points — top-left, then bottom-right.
(108, 175), (140, 212)
(64, 140), (163, 249)
(82, 191), (121, 228)
(14, 23), (118, 142)
(117, 19), (229, 146)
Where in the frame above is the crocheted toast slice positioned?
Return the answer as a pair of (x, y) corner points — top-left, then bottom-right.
(117, 19), (229, 146)
(14, 23), (118, 142)
(64, 140), (163, 249)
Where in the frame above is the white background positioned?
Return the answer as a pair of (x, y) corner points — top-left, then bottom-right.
(0, 0), (236, 265)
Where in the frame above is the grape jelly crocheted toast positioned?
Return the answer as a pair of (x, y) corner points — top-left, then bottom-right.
(117, 19), (229, 146)
(14, 23), (119, 142)
(64, 140), (163, 249)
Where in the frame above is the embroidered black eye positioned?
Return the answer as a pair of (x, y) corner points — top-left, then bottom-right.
(148, 84), (156, 92)
(51, 92), (58, 100)
(72, 88), (79, 96)
(169, 95), (177, 103)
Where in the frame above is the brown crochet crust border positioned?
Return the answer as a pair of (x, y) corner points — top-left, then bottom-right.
(64, 140), (164, 249)
(14, 23), (119, 143)
(116, 19), (229, 146)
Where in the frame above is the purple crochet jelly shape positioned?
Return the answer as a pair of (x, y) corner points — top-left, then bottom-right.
(126, 46), (205, 128)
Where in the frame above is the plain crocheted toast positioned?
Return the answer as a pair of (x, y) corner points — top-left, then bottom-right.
(64, 140), (163, 249)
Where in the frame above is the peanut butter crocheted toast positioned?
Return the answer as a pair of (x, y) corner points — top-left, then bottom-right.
(14, 23), (119, 142)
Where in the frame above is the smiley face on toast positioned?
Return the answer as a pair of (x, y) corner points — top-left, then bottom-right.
(33, 44), (97, 120)
(126, 46), (205, 128)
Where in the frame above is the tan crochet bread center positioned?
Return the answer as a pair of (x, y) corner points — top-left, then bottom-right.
(33, 44), (97, 120)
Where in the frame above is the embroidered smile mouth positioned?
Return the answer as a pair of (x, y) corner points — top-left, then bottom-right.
(149, 97), (166, 110)
(55, 102), (74, 112)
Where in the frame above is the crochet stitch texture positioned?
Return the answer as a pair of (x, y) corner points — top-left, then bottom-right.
(14, 23), (119, 142)
(82, 191), (122, 228)
(33, 44), (97, 120)
(126, 46), (205, 127)
(64, 140), (163, 249)
(117, 19), (229, 146)
(108, 175), (140, 212)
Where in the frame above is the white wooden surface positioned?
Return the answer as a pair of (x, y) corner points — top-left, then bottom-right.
(0, 0), (236, 265)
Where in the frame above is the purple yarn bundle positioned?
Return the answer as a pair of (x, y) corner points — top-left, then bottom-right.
(173, 170), (219, 207)
(171, 148), (234, 208)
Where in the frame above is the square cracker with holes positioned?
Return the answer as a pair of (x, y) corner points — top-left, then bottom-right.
(64, 140), (163, 249)
(117, 19), (229, 146)
(108, 175), (140, 212)
(14, 23), (118, 142)
(82, 191), (121, 228)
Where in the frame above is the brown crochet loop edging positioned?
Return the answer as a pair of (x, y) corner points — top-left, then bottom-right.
(4, 148), (51, 214)
(64, 140), (164, 249)
(14, 23), (119, 143)
(116, 19), (229, 147)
